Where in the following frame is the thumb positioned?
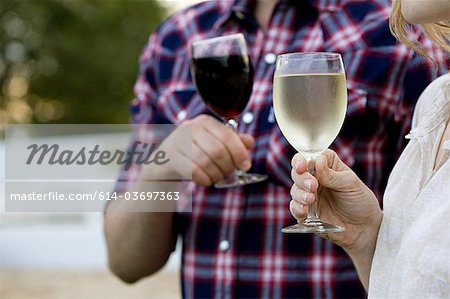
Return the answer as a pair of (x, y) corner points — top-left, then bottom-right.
(315, 153), (349, 190)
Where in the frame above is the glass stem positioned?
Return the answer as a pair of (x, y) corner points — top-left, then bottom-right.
(304, 156), (321, 226)
(225, 118), (245, 179)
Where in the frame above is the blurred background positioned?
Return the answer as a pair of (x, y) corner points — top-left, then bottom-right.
(1, 1), (200, 298)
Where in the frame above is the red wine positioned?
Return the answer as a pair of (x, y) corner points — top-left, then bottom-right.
(192, 55), (253, 118)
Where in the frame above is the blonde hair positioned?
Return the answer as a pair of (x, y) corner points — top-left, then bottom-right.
(390, 0), (450, 59)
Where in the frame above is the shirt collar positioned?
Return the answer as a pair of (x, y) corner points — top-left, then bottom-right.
(213, 0), (340, 30)
(213, 0), (254, 30)
(308, 0), (341, 11)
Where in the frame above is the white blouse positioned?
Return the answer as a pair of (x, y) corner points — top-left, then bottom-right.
(369, 73), (450, 298)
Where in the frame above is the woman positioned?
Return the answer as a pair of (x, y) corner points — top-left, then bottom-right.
(289, 0), (450, 297)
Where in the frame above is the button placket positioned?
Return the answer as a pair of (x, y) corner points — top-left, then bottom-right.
(264, 52), (277, 65)
(177, 110), (187, 121)
(242, 112), (254, 124)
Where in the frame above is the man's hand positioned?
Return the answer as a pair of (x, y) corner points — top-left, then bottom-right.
(157, 114), (254, 186)
(289, 149), (382, 251)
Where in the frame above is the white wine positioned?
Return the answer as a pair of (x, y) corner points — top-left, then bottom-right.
(273, 73), (347, 155)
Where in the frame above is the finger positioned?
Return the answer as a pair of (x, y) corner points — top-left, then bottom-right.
(176, 145), (213, 185)
(290, 184), (315, 205)
(177, 154), (213, 186)
(169, 149), (194, 180)
(289, 200), (307, 221)
(291, 153), (308, 174)
(291, 167), (318, 192)
(239, 133), (255, 150)
(315, 154), (350, 189)
(191, 161), (214, 186)
(191, 142), (224, 183)
(201, 116), (251, 171)
(322, 149), (351, 171)
(192, 127), (235, 175)
(315, 154), (335, 188)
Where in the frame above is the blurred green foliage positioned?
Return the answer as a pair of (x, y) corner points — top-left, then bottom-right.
(0, 0), (167, 125)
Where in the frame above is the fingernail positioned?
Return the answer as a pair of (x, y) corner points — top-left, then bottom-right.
(241, 160), (251, 171)
(294, 161), (300, 171)
(304, 179), (312, 190)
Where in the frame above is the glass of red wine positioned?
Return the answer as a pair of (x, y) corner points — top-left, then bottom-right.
(191, 33), (267, 188)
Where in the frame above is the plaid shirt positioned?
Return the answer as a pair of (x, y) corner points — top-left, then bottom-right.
(122, 0), (449, 298)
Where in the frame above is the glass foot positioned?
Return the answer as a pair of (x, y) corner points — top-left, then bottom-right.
(214, 173), (267, 189)
(281, 221), (345, 234)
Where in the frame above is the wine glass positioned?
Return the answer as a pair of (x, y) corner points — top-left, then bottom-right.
(273, 52), (347, 233)
(190, 33), (267, 188)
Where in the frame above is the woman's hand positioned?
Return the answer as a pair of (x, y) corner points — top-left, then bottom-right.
(290, 149), (383, 289)
(290, 149), (382, 251)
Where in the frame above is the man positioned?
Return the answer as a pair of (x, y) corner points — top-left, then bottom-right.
(105, 0), (448, 298)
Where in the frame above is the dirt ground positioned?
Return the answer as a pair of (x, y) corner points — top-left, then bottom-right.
(0, 268), (180, 299)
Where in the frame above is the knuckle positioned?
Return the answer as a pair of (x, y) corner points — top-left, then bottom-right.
(289, 200), (302, 218)
(327, 172), (340, 186)
(292, 153), (305, 165)
(231, 147), (248, 164)
(199, 178), (212, 186)
(218, 126), (234, 140)
(192, 163), (212, 186)
(290, 184), (297, 199)
(190, 120), (200, 128)
(189, 123), (201, 135)
(192, 164), (209, 185)
(196, 155), (211, 169)
(291, 167), (297, 180)
(196, 114), (209, 122)
(344, 172), (360, 188)
(194, 173), (211, 186)
(210, 145), (227, 160)
(191, 164), (201, 178)
(233, 150), (247, 165)
(289, 200), (296, 212)
(181, 119), (192, 126)
(221, 163), (236, 175)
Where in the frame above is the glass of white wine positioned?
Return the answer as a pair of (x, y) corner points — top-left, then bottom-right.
(273, 52), (347, 233)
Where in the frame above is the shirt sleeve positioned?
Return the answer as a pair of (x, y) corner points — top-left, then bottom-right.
(115, 32), (172, 193)
(131, 32), (173, 126)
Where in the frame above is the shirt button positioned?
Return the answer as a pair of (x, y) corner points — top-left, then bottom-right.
(235, 11), (245, 20)
(177, 110), (187, 121)
(264, 53), (277, 65)
(219, 240), (230, 251)
(242, 112), (254, 124)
